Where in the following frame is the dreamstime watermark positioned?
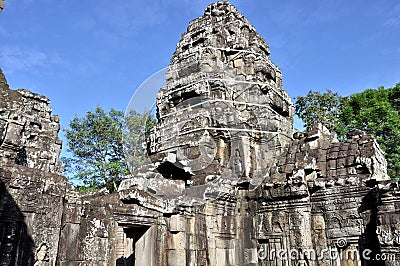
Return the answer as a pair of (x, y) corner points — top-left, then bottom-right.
(257, 238), (396, 262)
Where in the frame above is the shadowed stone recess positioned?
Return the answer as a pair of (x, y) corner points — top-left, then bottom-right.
(1, 2), (400, 265)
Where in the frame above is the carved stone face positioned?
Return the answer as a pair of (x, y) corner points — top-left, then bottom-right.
(313, 215), (325, 234)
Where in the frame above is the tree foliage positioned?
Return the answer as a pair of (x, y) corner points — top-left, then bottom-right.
(295, 89), (346, 136)
(295, 84), (400, 178)
(62, 107), (156, 192)
(123, 109), (157, 174)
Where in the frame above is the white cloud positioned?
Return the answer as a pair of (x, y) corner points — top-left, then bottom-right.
(384, 15), (400, 26)
(380, 2), (400, 26)
(0, 46), (66, 73)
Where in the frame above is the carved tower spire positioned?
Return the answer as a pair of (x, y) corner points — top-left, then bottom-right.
(121, 1), (296, 204)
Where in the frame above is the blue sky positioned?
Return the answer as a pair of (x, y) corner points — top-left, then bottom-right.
(1, 0), (399, 142)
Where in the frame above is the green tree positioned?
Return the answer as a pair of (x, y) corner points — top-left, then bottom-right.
(62, 107), (156, 192)
(295, 89), (346, 136)
(387, 83), (400, 112)
(123, 109), (157, 174)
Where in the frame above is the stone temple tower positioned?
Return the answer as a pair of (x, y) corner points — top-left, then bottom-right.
(1, 2), (398, 265)
(121, 2), (295, 202)
(118, 2), (392, 265)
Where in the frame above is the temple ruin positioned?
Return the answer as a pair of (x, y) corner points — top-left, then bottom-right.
(1, 2), (400, 265)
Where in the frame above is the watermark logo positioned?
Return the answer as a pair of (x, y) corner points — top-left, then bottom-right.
(257, 238), (396, 262)
(336, 237), (347, 248)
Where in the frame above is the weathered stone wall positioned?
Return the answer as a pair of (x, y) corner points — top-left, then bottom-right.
(0, 70), (62, 174)
(0, 69), (69, 265)
(379, 189), (400, 263)
(0, 166), (67, 265)
(1, 2), (400, 266)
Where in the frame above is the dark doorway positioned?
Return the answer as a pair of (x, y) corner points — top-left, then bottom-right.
(116, 226), (150, 266)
